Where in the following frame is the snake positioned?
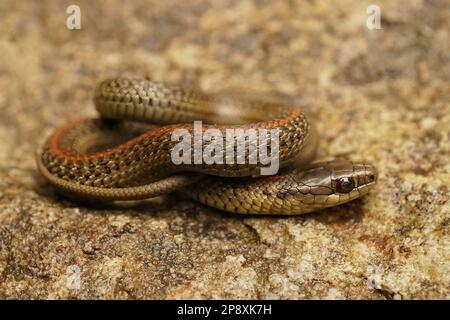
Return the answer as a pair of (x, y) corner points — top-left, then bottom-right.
(36, 78), (377, 215)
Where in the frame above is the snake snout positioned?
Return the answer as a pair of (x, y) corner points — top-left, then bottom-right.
(348, 163), (377, 199)
(364, 164), (377, 185)
(355, 163), (377, 188)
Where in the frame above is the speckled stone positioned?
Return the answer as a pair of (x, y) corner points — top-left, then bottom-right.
(0, 0), (448, 299)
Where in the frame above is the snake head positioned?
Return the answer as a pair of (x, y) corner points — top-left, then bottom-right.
(287, 159), (377, 212)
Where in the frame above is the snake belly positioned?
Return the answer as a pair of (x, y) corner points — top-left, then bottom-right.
(36, 78), (377, 215)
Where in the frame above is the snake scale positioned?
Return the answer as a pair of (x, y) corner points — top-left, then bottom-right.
(36, 78), (377, 215)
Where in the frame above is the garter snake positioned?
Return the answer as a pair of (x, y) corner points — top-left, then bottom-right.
(36, 78), (377, 215)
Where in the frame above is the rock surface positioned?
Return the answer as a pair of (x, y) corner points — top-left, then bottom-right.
(0, 0), (448, 299)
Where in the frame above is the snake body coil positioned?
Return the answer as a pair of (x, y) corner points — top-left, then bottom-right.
(37, 78), (377, 214)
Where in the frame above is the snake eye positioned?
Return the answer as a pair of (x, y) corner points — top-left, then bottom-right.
(336, 177), (355, 193)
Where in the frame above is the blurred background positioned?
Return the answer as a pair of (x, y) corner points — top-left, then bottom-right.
(0, 0), (448, 299)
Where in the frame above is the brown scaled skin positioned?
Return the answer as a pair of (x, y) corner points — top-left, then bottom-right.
(36, 78), (378, 215)
(183, 159), (377, 215)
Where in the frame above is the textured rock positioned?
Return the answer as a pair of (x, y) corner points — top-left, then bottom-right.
(0, 0), (448, 299)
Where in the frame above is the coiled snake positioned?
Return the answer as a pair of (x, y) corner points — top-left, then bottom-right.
(36, 78), (377, 215)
